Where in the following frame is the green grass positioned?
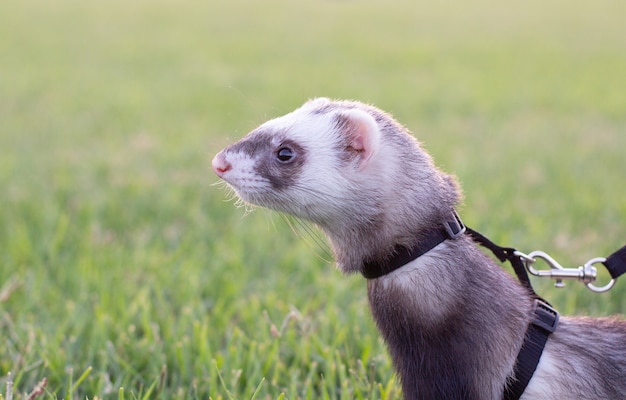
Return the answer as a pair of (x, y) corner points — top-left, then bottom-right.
(1, 0), (625, 398)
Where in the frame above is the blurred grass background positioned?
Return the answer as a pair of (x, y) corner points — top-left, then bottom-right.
(1, 0), (625, 398)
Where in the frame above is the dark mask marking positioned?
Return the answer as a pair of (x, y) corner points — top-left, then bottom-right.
(256, 138), (306, 190)
(228, 128), (307, 191)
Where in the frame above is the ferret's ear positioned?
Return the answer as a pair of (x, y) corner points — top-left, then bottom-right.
(336, 108), (380, 167)
(305, 97), (331, 107)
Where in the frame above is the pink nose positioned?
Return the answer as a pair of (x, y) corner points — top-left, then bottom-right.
(212, 152), (232, 176)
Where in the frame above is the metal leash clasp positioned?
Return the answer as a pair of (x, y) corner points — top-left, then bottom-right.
(515, 250), (615, 293)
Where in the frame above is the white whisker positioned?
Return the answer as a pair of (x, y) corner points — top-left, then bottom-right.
(280, 214), (333, 264)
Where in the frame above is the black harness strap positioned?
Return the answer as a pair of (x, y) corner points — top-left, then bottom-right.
(502, 299), (559, 400)
(464, 227), (539, 300)
(464, 227), (558, 400)
(361, 211), (466, 279)
(361, 228), (450, 279)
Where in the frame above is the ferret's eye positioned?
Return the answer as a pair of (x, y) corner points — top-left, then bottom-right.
(276, 147), (295, 163)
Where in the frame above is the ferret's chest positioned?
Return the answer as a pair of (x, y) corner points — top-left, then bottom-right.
(368, 242), (461, 326)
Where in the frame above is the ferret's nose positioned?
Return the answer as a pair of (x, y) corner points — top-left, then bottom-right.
(212, 152), (232, 176)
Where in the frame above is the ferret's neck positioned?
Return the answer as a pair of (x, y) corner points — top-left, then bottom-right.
(319, 195), (459, 275)
(336, 154), (460, 273)
(323, 223), (398, 274)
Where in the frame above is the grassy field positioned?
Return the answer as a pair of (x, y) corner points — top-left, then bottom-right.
(1, 0), (625, 398)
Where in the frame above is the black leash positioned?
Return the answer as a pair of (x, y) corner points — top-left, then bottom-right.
(604, 244), (626, 280)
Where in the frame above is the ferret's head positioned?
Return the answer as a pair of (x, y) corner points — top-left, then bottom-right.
(212, 98), (461, 273)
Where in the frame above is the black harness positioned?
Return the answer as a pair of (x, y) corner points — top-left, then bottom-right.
(361, 211), (466, 279)
(360, 211), (625, 400)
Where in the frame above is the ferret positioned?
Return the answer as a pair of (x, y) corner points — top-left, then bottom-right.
(212, 98), (626, 399)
